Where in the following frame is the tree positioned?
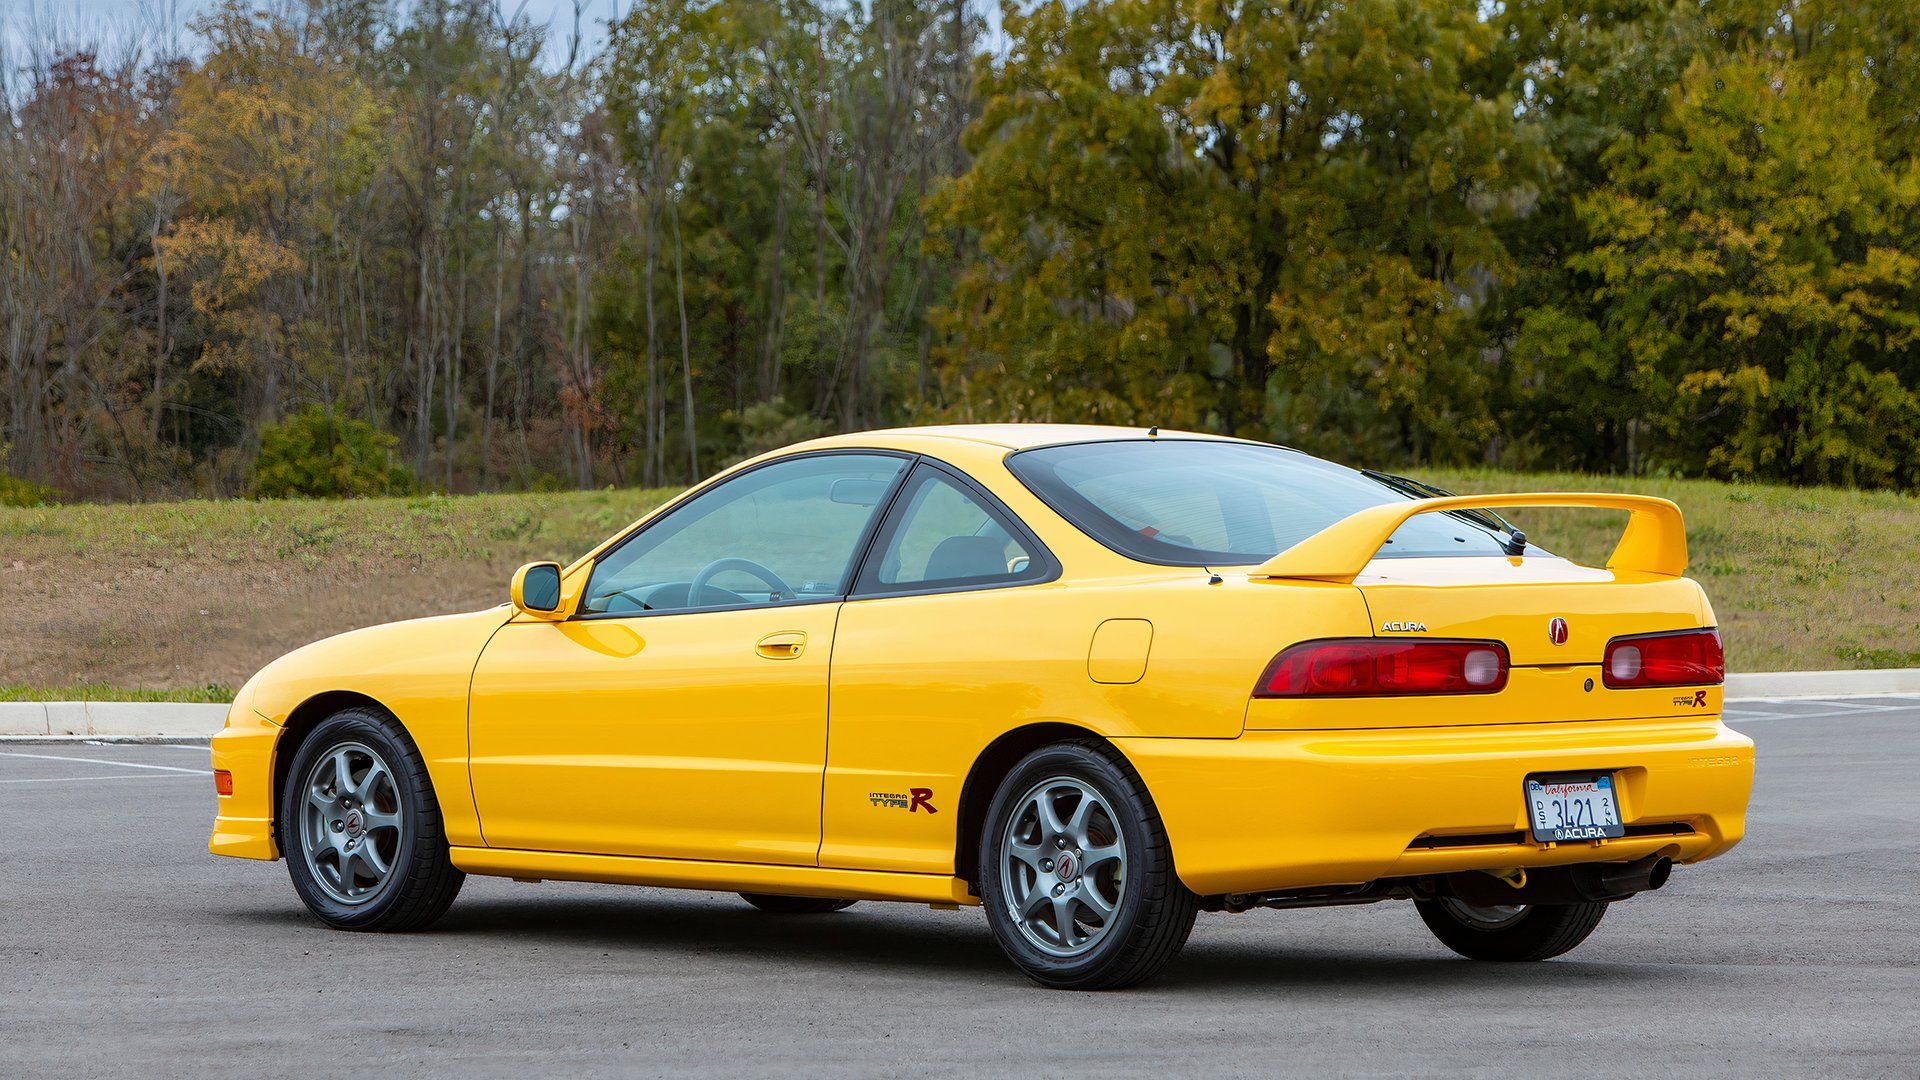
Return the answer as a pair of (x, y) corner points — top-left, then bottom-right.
(1574, 54), (1920, 487)
(1501, 0), (1920, 486)
(932, 0), (1544, 463)
(1, 0), (1916, 500)
(155, 0), (387, 484)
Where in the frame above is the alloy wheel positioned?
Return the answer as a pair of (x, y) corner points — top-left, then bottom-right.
(1440, 897), (1530, 930)
(298, 741), (405, 905)
(998, 776), (1129, 958)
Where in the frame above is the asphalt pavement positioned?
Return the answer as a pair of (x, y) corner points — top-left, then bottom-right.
(2, 698), (1916, 1078)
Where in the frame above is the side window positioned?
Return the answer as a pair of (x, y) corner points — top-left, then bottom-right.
(581, 453), (906, 615)
(858, 465), (1046, 593)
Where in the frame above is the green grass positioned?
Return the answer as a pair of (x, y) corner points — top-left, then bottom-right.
(0, 683), (235, 703)
(2, 469), (1916, 698)
(0, 486), (683, 569)
(0, 486), (683, 700)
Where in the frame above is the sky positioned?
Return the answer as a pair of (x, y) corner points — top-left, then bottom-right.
(0, 1), (624, 67)
(0, 1), (1006, 70)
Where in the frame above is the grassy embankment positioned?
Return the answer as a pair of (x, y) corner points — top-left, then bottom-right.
(1, 471), (1914, 701)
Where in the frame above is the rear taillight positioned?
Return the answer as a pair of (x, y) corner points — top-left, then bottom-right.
(214, 770), (233, 796)
(1603, 629), (1724, 689)
(1255, 639), (1510, 698)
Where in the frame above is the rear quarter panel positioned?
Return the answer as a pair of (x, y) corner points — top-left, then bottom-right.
(817, 574), (1373, 874)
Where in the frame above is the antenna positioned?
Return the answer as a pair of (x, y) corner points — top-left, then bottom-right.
(1147, 425), (1159, 438)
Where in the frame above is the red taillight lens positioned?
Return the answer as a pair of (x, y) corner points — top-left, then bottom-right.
(214, 770), (233, 796)
(1603, 629), (1724, 689)
(1255, 639), (1510, 697)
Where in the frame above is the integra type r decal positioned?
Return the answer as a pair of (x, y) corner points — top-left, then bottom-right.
(870, 788), (938, 814)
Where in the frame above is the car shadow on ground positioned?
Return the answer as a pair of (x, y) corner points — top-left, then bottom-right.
(1157, 937), (1707, 994)
(222, 893), (1723, 995)
(226, 893), (1014, 976)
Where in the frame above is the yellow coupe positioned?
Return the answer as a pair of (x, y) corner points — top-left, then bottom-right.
(210, 425), (1752, 989)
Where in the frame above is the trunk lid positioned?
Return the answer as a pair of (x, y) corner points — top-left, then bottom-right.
(1353, 555), (1710, 666)
(1243, 554), (1721, 731)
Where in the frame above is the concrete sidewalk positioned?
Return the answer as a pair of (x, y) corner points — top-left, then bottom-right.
(5, 667), (1918, 739)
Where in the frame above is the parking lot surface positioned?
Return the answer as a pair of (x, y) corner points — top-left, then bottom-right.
(2, 698), (1916, 1078)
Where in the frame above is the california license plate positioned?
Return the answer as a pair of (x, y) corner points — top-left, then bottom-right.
(1525, 774), (1626, 842)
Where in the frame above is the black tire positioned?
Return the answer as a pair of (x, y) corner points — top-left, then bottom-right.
(277, 707), (464, 931)
(1415, 898), (1608, 961)
(978, 740), (1197, 990)
(739, 893), (858, 914)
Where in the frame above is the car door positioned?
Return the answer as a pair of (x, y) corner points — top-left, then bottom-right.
(468, 451), (910, 864)
(818, 461), (1061, 874)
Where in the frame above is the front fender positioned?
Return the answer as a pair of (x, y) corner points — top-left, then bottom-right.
(213, 607), (513, 856)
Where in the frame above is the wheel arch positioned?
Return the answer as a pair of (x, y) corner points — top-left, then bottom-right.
(270, 690), (400, 824)
(953, 722), (1127, 891)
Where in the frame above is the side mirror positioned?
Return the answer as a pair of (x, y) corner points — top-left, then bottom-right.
(510, 562), (566, 620)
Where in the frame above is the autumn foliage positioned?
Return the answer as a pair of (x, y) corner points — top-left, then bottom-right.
(0, 0), (1915, 501)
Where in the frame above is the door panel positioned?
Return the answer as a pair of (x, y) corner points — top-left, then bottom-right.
(469, 603), (841, 864)
(466, 451), (908, 865)
(820, 465), (1076, 874)
(819, 587), (1096, 874)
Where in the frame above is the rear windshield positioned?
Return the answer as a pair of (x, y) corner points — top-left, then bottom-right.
(1005, 440), (1512, 566)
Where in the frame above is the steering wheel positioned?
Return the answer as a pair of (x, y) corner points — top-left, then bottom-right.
(687, 557), (796, 606)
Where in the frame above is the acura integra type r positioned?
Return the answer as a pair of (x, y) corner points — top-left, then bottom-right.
(210, 425), (1753, 989)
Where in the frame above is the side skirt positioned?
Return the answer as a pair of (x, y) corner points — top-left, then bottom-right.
(451, 847), (980, 906)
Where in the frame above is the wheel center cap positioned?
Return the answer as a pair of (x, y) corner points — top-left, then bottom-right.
(343, 808), (365, 839)
(1055, 851), (1078, 882)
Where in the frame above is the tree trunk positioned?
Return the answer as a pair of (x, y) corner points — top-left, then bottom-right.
(673, 202), (698, 483)
(483, 215), (505, 489)
(761, 149), (789, 401)
(642, 188), (662, 488)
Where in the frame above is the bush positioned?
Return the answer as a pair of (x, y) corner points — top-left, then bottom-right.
(0, 473), (57, 507)
(251, 406), (415, 499)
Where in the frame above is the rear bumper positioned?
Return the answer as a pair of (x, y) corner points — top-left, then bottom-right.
(1117, 716), (1753, 897)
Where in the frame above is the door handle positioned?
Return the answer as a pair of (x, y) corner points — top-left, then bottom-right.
(756, 631), (807, 660)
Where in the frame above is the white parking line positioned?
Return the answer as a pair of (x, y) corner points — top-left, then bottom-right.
(0, 774), (206, 784)
(82, 740), (213, 752)
(0, 751), (212, 775)
(1747, 707), (1900, 717)
(1725, 697), (1920, 722)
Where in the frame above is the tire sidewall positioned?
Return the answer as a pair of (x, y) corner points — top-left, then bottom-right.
(978, 743), (1154, 984)
(1416, 898), (1608, 961)
(277, 709), (430, 929)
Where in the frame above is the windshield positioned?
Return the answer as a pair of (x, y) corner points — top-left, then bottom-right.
(1005, 440), (1514, 566)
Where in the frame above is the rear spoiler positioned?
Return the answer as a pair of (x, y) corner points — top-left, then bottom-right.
(1249, 492), (1687, 583)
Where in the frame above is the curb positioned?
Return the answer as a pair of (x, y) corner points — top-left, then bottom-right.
(0, 701), (229, 739)
(1724, 668), (1920, 700)
(2, 668), (1916, 737)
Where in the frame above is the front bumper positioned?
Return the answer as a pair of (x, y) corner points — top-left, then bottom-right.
(1117, 716), (1753, 897)
(209, 706), (280, 860)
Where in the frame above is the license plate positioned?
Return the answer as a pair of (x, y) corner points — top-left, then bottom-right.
(1525, 774), (1625, 842)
